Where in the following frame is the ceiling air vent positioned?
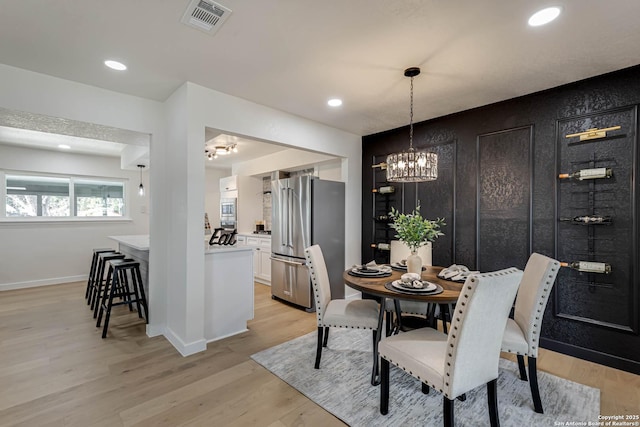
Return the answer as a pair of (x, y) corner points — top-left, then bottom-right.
(181, 0), (232, 35)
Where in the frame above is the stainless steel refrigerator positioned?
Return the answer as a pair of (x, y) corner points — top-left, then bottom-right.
(271, 175), (345, 311)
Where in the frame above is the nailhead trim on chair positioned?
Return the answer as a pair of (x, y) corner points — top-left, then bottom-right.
(305, 248), (378, 332)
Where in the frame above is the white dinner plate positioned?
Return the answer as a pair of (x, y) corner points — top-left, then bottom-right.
(391, 280), (437, 293)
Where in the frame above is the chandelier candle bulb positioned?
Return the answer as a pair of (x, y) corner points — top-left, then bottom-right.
(558, 167), (612, 180)
(560, 261), (612, 274)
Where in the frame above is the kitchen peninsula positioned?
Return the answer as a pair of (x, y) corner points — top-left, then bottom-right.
(109, 235), (255, 343)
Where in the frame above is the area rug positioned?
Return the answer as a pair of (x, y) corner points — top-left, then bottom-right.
(251, 329), (600, 426)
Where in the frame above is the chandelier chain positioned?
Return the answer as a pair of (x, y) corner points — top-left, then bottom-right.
(409, 75), (414, 150)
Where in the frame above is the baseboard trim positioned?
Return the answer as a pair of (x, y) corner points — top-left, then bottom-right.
(541, 337), (640, 375)
(146, 324), (165, 338)
(164, 326), (207, 357)
(0, 275), (87, 291)
(206, 328), (249, 344)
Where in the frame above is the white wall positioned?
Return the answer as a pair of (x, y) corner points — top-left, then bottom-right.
(231, 148), (337, 177)
(0, 64), (363, 355)
(0, 63), (167, 336)
(316, 159), (344, 181)
(0, 142), (149, 290)
(205, 167), (232, 231)
(188, 82), (362, 302)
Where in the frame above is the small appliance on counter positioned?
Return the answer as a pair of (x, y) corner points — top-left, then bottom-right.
(255, 220), (265, 233)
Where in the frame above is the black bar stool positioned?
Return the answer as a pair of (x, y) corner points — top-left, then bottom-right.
(96, 259), (148, 338)
(85, 248), (116, 302)
(91, 252), (125, 317)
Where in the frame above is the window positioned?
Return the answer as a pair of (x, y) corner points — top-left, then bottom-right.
(74, 179), (124, 217)
(6, 175), (70, 217)
(3, 173), (126, 219)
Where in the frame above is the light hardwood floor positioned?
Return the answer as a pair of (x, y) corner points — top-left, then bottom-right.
(0, 282), (638, 426)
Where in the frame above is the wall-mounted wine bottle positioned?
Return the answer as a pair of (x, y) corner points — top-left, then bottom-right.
(560, 261), (612, 274)
(370, 242), (391, 251)
(559, 215), (612, 225)
(558, 167), (612, 180)
(372, 185), (395, 194)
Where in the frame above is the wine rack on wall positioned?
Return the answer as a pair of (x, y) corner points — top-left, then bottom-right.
(370, 154), (400, 264)
(555, 105), (639, 333)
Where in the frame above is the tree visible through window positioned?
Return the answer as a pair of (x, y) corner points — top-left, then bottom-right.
(75, 179), (124, 216)
(6, 175), (70, 217)
(5, 174), (125, 218)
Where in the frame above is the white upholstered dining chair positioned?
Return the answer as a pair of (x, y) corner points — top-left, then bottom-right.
(379, 267), (523, 427)
(304, 245), (382, 384)
(501, 252), (560, 414)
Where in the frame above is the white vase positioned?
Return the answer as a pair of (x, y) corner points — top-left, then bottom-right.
(406, 251), (422, 275)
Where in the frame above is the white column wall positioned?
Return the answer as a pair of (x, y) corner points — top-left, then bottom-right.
(0, 64), (168, 338)
(187, 82), (362, 300)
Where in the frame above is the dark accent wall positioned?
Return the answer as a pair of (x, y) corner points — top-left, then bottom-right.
(361, 65), (640, 374)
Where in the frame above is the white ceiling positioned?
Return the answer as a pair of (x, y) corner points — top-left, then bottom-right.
(203, 129), (287, 169)
(1, 1), (639, 137)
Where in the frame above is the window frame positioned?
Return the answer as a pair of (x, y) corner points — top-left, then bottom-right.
(1, 170), (132, 223)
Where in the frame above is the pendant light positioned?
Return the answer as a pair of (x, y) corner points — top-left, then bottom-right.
(386, 67), (438, 183)
(137, 164), (145, 197)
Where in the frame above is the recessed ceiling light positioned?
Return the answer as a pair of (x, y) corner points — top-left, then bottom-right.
(58, 144), (71, 149)
(104, 60), (127, 71)
(327, 98), (343, 107)
(528, 7), (561, 26)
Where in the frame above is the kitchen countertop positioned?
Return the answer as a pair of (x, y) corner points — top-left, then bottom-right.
(109, 234), (149, 250)
(109, 235), (254, 254)
(205, 244), (253, 254)
(237, 232), (271, 238)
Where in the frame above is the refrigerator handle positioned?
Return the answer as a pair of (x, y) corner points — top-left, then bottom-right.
(270, 257), (306, 266)
(287, 187), (294, 248)
(281, 187), (288, 248)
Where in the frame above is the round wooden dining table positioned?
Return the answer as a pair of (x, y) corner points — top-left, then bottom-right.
(343, 265), (462, 305)
(342, 265), (464, 385)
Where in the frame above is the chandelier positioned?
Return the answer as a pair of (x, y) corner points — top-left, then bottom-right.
(205, 142), (238, 160)
(386, 67), (438, 183)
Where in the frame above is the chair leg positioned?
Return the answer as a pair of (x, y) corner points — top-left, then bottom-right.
(385, 310), (392, 337)
(314, 327), (323, 369)
(371, 304), (385, 386)
(487, 379), (500, 427)
(380, 357), (389, 415)
(528, 357), (544, 414)
(517, 354), (528, 380)
(443, 396), (454, 427)
(101, 276), (118, 338)
(134, 266), (149, 322)
(439, 303), (449, 334)
(421, 382), (429, 394)
(322, 326), (329, 347)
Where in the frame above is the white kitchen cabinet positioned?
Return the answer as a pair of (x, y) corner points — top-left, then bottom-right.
(219, 175), (237, 192)
(238, 234), (271, 285)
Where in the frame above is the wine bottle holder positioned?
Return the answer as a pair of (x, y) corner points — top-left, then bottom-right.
(554, 105), (637, 333)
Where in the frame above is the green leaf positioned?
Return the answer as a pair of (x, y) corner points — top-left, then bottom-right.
(388, 204), (445, 253)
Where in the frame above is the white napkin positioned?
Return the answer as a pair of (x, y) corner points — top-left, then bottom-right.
(353, 260), (391, 273)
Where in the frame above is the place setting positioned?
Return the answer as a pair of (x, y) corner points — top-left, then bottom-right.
(348, 261), (393, 278)
(390, 259), (426, 272)
(384, 272), (443, 295)
(437, 264), (479, 283)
